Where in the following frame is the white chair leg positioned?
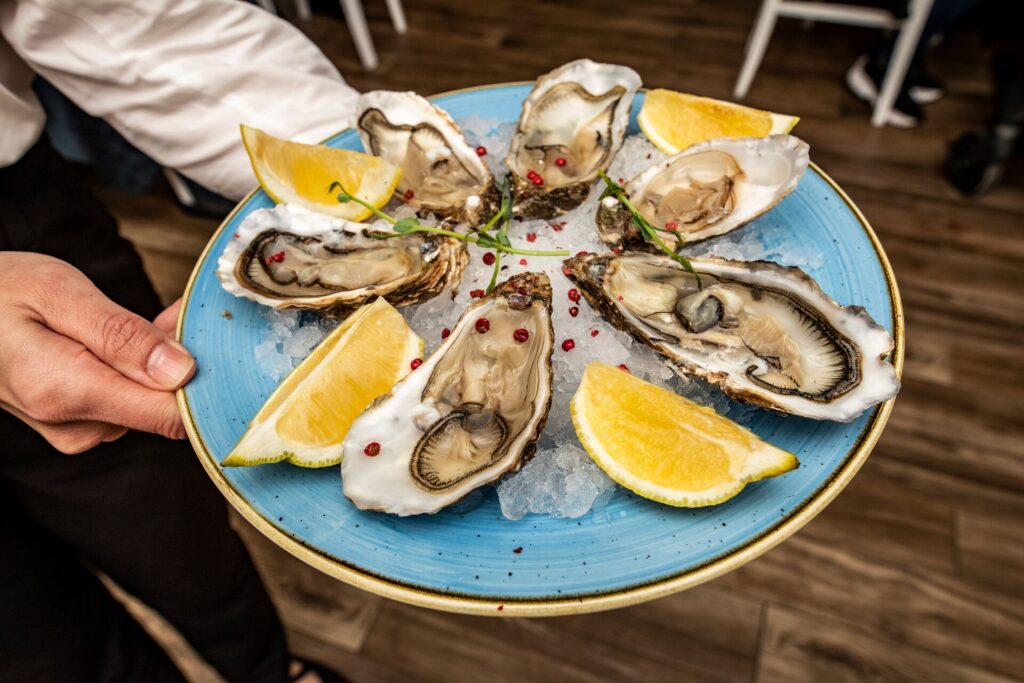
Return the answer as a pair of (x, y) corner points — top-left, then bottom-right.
(340, 0), (379, 70)
(735, 0), (781, 99)
(294, 0), (312, 21)
(872, 0), (934, 126)
(339, 0), (380, 70)
(385, 0), (407, 34)
(256, 0), (277, 14)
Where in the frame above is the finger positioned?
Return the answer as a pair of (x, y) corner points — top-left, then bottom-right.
(154, 299), (182, 334)
(101, 426), (130, 443)
(75, 362), (188, 439)
(11, 328), (187, 439)
(32, 266), (195, 390)
(1, 402), (128, 455)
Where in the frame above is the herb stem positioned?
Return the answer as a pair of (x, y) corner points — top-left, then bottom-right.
(329, 178), (569, 261)
(479, 203), (505, 234)
(327, 182), (396, 224)
(597, 170), (702, 288)
(500, 245), (568, 257)
(408, 225), (467, 240)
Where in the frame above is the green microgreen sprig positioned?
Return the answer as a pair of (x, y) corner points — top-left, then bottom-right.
(326, 181), (568, 279)
(597, 170), (702, 289)
(481, 181), (514, 293)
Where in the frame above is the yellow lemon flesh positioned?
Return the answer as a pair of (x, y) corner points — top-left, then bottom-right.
(571, 363), (798, 507)
(240, 124), (401, 221)
(223, 298), (422, 468)
(638, 89), (800, 155)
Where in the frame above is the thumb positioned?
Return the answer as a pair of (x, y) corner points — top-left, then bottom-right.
(36, 270), (196, 391)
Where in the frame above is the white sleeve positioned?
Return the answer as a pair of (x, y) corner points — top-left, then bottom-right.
(0, 0), (360, 200)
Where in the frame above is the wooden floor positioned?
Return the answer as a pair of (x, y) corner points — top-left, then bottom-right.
(109, 1), (1024, 681)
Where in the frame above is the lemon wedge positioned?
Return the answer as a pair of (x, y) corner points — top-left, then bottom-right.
(571, 363), (798, 507)
(223, 298), (422, 468)
(638, 89), (799, 155)
(240, 124), (401, 221)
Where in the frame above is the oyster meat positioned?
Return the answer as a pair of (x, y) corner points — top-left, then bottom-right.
(597, 135), (810, 248)
(505, 59), (641, 219)
(341, 273), (554, 515)
(354, 90), (498, 225)
(563, 252), (899, 421)
(217, 203), (466, 311)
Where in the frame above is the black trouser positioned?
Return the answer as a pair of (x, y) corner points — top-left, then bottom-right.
(0, 138), (288, 682)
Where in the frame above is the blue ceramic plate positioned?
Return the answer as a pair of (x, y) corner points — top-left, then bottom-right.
(177, 84), (903, 616)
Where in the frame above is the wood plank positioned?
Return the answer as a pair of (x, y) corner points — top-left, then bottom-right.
(795, 457), (957, 573)
(879, 392), (1024, 493)
(901, 329), (954, 387)
(134, 249), (202, 306)
(856, 457), (1024, 522)
(758, 606), (1013, 683)
(358, 584), (764, 683)
(286, 629), (420, 683)
(958, 509), (1024, 600)
(717, 535), (1024, 677)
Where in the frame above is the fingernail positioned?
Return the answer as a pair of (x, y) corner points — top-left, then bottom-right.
(147, 341), (195, 389)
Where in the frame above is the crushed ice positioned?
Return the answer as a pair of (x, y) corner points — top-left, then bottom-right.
(497, 445), (616, 520)
(253, 308), (338, 381)
(251, 119), (820, 520)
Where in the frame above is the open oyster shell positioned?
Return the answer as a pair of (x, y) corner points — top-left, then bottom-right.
(597, 135), (810, 248)
(341, 273), (554, 515)
(353, 90), (499, 226)
(217, 203), (466, 312)
(563, 252), (899, 422)
(505, 59), (641, 219)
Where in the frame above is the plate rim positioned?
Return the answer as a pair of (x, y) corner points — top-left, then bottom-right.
(176, 82), (905, 617)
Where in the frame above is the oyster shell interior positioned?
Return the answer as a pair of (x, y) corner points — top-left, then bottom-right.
(565, 252), (899, 421)
(597, 135), (809, 248)
(609, 258), (853, 398)
(632, 150), (741, 237)
(511, 82), (626, 188)
(217, 204), (465, 311)
(354, 91), (495, 224)
(341, 273), (554, 515)
(505, 59), (641, 219)
(239, 229), (438, 299)
(410, 298), (550, 490)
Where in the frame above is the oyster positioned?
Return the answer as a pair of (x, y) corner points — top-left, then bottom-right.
(353, 90), (498, 225)
(563, 252), (899, 421)
(217, 203), (466, 311)
(597, 135), (809, 248)
(341, 273), (554, 515)
(505, 59), (641, 219)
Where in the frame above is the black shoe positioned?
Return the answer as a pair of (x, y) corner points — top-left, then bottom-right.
(846, 55), (925, 128)
(906, 62), (945, 105)
(943, 125), (1019, 195)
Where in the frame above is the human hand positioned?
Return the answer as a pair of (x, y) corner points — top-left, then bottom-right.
(0, 252), (196, 454)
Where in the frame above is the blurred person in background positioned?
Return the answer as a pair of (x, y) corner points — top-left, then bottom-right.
(846, 0), (979, 127)
(0, 1), (357, 681)
(944, 1), (1023, 194)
